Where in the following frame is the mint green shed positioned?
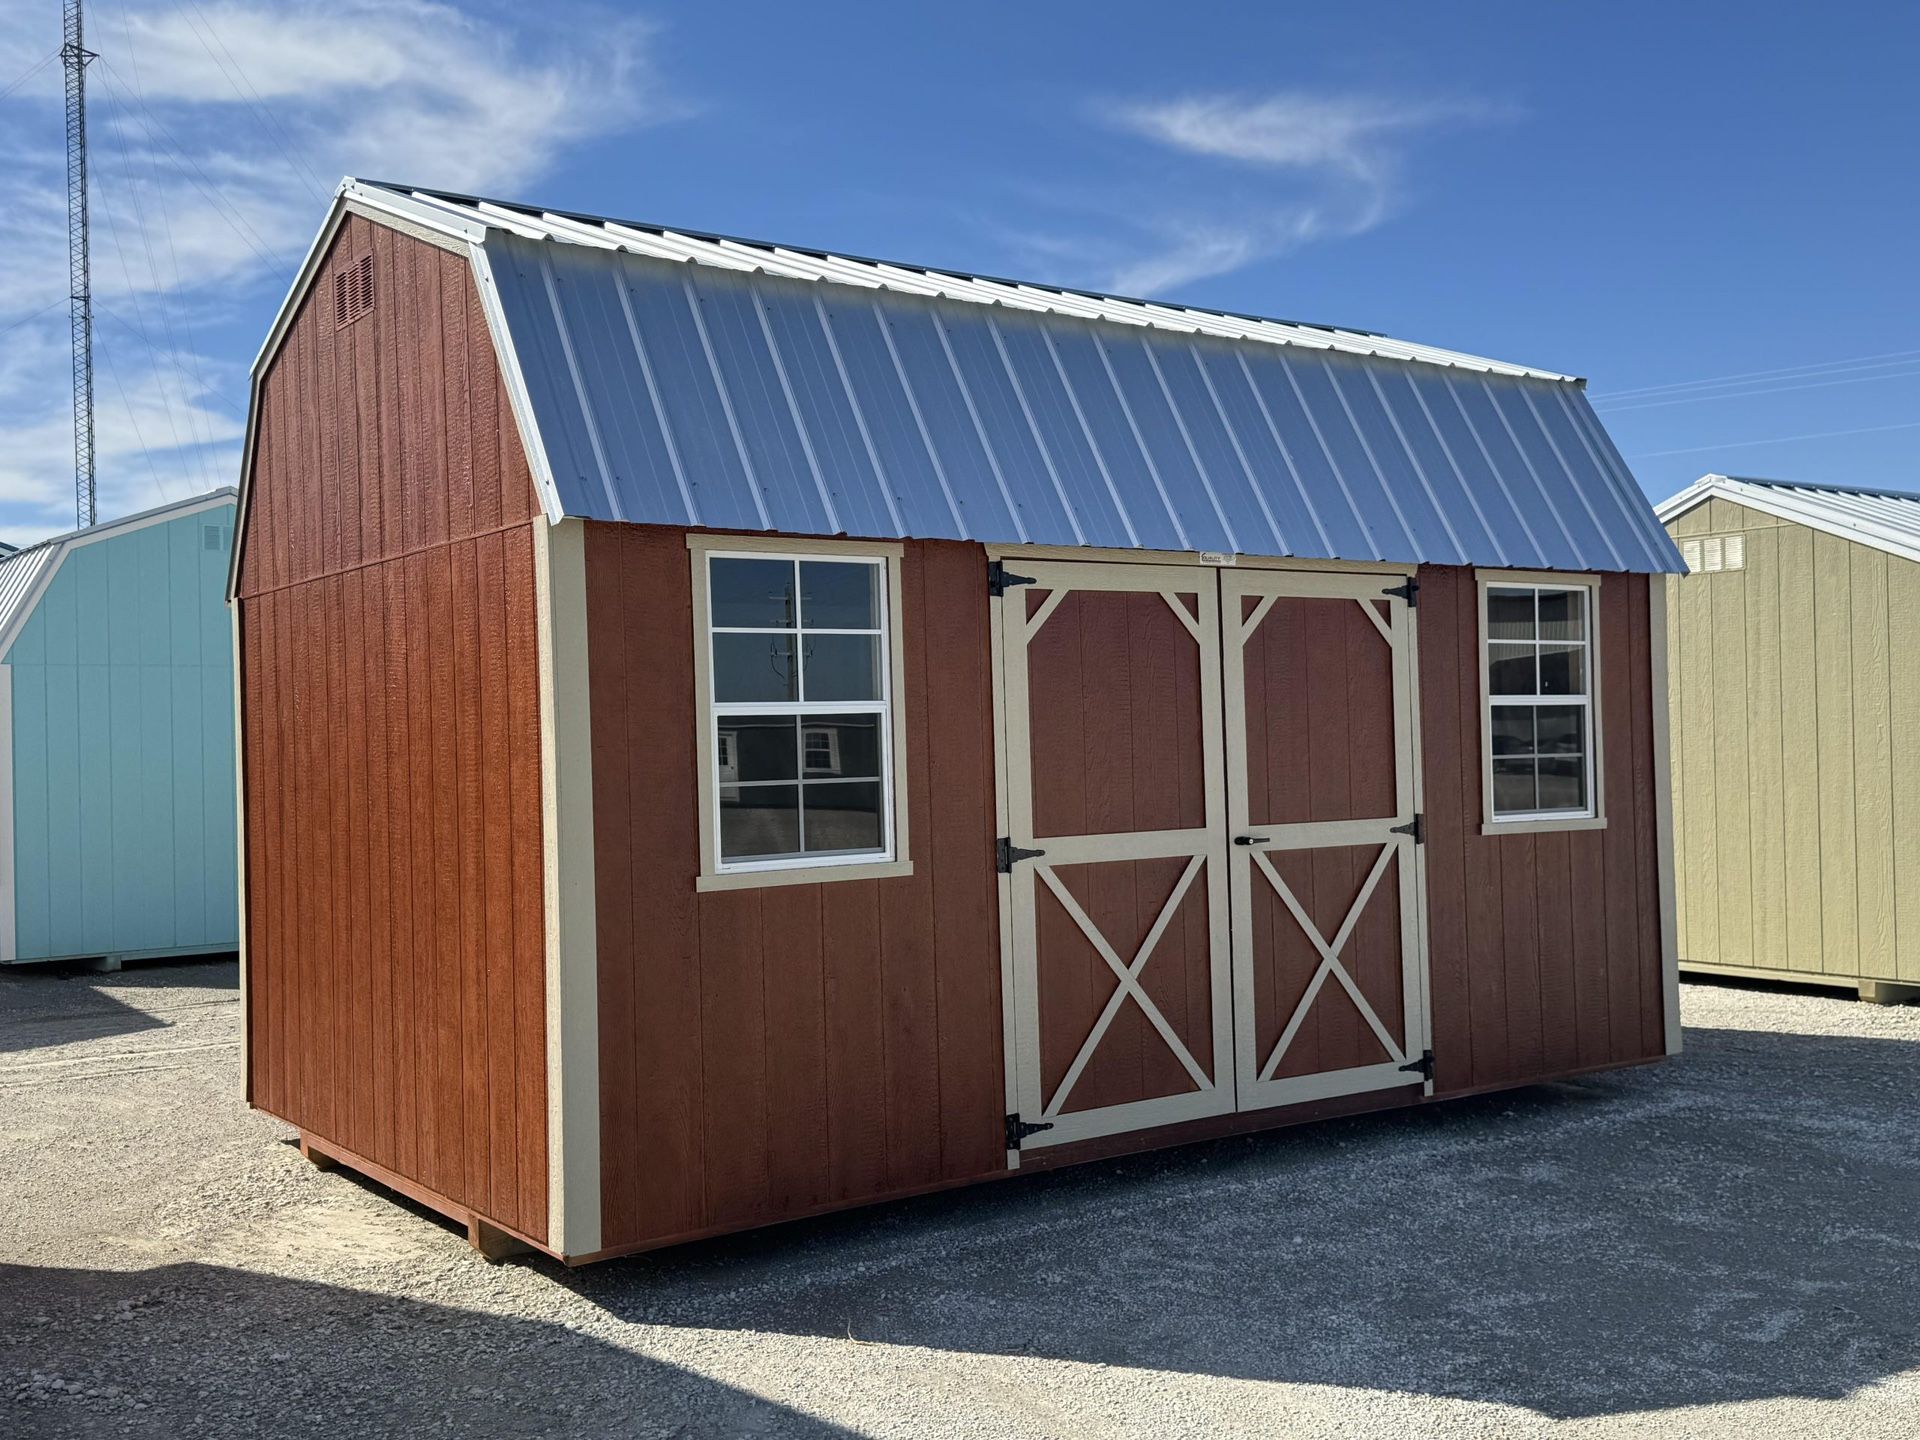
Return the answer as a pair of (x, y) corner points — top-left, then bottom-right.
(0, 489), (239, 967)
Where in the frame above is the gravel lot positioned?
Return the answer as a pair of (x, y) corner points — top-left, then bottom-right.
(3, 959), (1918, 1439)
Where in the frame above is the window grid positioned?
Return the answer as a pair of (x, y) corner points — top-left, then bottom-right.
(1487, 583), (1596, 823)
(707, 553), (894, 872)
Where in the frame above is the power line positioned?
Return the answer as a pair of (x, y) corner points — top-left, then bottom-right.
(1598, 364), (1920, 413)
(94, 304), (246, 418)
(91, 38), (218, 489)
(0, 296), (71, 339)
(1592, 347), (1920, 401)
(1628, 420), (1920, 460)
(0, 49), (59, 102)
(90, 85), (201, 487)
(95, 339), (171, 504)
(92, 58), (285, 270)
(179, 1), (328, 202)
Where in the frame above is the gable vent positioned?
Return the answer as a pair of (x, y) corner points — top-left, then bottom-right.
(203, 523), (226, 552)
(333, 253), (375, 329)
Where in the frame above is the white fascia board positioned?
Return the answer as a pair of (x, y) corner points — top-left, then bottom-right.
(469, 241), (566, 525)
(1656, 474), (1920, 565)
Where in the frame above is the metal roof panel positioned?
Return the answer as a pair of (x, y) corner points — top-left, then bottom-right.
(323, 180), (1680, 574)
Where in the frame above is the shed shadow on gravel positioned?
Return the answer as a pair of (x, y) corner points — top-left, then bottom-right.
(570, 1027), (1920, 1421)
(0, 1261), (856, 1439)
(0, 969), (183, 1057)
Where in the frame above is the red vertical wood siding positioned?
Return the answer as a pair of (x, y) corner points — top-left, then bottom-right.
(1418, 566), (1668, 1095)
(585, 525), (1005, 1252)
(586, 549), (1665, 1253)
(236, 214), (549, 1242)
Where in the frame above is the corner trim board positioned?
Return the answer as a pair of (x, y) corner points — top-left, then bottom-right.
(1649, 575), (1682, 1055)
(0, 665), (13, 965)
(231, 604), (248, 1090)
(538, 518), (602, 1254)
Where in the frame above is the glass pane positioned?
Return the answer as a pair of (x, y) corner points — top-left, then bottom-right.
(714, 633), (797, 703)
(803, 634), (882, 702)
(1491, 705), (1534, 756)
(1539, 644), (1587, 696)
(800, 561), (880, 630)
(720, 783), (800, 861)
(1487, 588), (1535, 642)
(711, 557), (796, 629)
(1488, 643), (1538, 696)
(1538, 589), (1585, 642)
(1537, 757), (1586, 812)
(803, 781), (884, 854)
(719, 716), (797, 784)
(1492, 757), (1536, 815)
(1536, 705), (1586, 756)
(802, 714), (883, 778)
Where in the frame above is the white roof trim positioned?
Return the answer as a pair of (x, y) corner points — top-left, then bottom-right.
(1657, 473), (1920, 566)
(342, 178), (1581, 384)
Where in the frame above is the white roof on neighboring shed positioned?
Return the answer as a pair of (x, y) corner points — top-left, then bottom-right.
(1657, 474), (1920, 566)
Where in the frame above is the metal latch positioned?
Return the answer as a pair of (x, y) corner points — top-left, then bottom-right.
(1006, 1113), (1055, 1148)
(988, 560), (1037, 597)
(997, 837), (1047, 873)
(1389, 814), (1424, 845)
(1382, 578), (1418, 606)
(1399, 1049), (1435, 1081)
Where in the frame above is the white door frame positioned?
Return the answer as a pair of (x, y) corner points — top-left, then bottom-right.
(1221, 569), (1432, 1110)
(997, 560), (1236, 1151)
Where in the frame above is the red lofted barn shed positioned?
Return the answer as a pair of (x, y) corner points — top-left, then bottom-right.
(230, 179), (1685, 1262)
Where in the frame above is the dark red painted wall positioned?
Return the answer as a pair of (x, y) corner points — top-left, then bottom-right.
(585, 543), (1668, 1252)
(237, 213), (549, 1243)
(1418, 567), (1668, 1094)
(583, 525), (1007, 1252)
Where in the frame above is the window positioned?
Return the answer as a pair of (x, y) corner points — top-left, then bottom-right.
(695, 545), (908, 885)
(1483, 579), (1601, 827)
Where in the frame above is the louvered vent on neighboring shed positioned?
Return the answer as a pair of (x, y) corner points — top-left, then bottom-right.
(333, 253), (375, 329)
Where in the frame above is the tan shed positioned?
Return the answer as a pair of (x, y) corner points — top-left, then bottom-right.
(1658, 474), (1920, 1003)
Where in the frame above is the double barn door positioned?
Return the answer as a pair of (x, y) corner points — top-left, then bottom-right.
(998, 560), (1428, 1152)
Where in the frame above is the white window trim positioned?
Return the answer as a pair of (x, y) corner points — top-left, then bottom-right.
(1476, 569), (1607, 836)
(689, 534), (911, 892)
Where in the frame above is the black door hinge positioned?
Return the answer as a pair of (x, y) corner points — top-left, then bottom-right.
(997, 837), (1047, 873)
(1006, 1112), (1055, 1149)
(988, 560), (1037, 597)
(1382, 578), (1418, 606)
(1390, 813), (1424, 844)
(1399, 1049), (1435, 1081)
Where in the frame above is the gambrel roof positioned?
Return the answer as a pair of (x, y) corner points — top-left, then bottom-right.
(234, 178), (1685, 589)
(1657, 474), (1920, 566)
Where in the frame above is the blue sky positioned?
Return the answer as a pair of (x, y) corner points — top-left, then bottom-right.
(0, 1), (1914, 543)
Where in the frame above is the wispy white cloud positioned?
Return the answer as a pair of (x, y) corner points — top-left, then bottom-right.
(0, 0), (676, 540)
(1039, 89), (1510, 297)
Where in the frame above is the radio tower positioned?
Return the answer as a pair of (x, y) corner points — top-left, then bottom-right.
(61, 0), (98, 528)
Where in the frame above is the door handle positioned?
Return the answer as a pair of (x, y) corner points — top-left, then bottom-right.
(1234, 835), (1270, 847)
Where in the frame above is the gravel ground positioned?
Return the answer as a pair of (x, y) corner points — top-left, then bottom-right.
(3, 960), (1918, 1439)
